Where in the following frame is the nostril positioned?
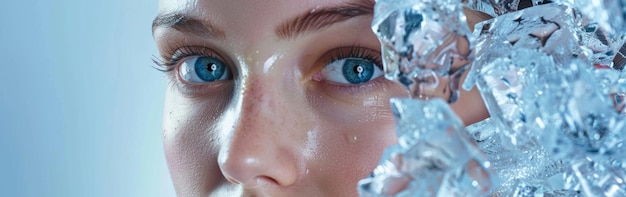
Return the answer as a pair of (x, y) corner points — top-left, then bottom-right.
(219, 154), (300, 188)
(225, 176), (240, 185)
(224, 174), (283, 187)
(255, 176), (280, 186)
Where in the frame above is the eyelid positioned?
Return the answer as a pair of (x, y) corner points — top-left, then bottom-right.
(171, 46), (224, 65)
(323, 46), (383, 70)
(153, 45), (230, 73)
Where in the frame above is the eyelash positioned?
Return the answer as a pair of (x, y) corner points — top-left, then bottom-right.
(325, 46), (383, 70)
(153, 45), (382, 70)
(152, 46), (217, 72)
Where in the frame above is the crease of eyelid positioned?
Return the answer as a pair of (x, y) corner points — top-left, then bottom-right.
(275, 0), (374, 40)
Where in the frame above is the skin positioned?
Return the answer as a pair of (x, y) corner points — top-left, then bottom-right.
(153, 0), (490, 196)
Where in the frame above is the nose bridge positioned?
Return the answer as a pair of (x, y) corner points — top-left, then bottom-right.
(232, 79), (273, 144)
(239, 77), (283, 130)
(235, 50), (295, 131)
(217, 65), (303, 187)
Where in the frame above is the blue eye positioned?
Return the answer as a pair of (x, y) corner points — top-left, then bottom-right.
(321, 58), (384, 84)
(179, 56), (230, 83)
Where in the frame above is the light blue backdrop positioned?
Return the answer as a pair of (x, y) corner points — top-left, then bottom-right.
(0, 0), (175, 196)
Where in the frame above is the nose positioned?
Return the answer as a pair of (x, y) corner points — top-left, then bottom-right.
(217, 78), (302, 188)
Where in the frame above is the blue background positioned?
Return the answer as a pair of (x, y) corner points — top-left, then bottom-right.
(0, 0), (176, 196)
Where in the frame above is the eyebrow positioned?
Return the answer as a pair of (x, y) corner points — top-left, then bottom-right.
(151, 0), (374, 40)
(275, 0), (374, 39)
(152, 13), (226, 39)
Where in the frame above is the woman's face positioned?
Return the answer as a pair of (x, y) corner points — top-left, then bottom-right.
(153, 0), (488, 196)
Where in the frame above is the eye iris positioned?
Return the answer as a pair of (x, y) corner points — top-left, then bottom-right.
(342, 59), (374, 84)
(195, 57), (225, 82)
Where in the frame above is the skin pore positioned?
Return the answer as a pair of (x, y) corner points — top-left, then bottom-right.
(152, 0), (489, 196)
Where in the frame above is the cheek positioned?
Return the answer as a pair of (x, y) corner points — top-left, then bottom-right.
(162, 85), (231, 196)
(312, 106), (398, 195)
(304, 82), (405, 193)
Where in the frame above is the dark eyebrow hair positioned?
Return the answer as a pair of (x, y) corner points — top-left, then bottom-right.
(275, 0), (374, 39)
(152, 0), (373, 40)
(152, 13), (225, 39)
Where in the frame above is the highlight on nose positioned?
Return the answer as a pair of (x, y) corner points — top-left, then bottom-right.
(217, 136), (300, 189)
(216, 86), (301, 189)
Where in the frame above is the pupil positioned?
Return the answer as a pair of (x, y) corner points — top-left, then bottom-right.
(342, 59), (375, 84)
(195, 57), (226, 82)
(355, 65), (364, 73)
